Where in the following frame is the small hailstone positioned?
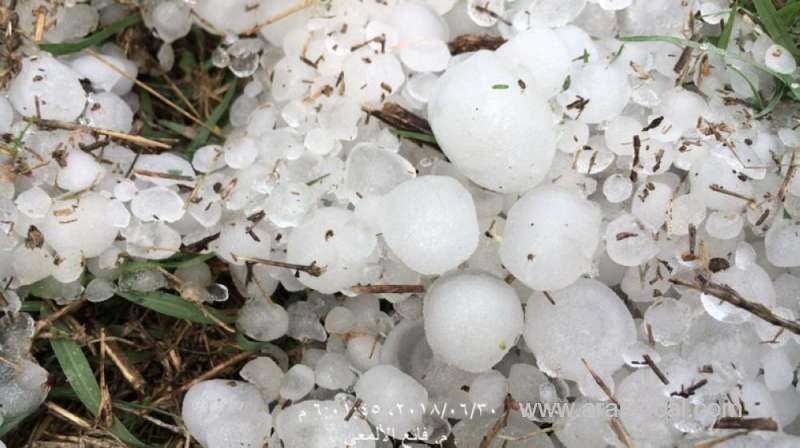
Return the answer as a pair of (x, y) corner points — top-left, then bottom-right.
(632, 181), (672, 229)
(424, 271), (523, 372)
(109, 199), (131, 229)
(223, 135), (259, 169)
(286, 207), (377, 294)
(113, 178), (137, 202)
(182, 380), (272, 448)
(279, 364), (315, 401)
(667, 194), (706, 235)
(287, 301), (327, 342)
(130, 187), (185, 223)
(765, 219), (800, 267)
(565, 62), (630, 124)
(617, 369), (678, 445)
(705, 211), (743, 239)
(604, 116), (641, 156)
(497, 27), (571, 98)
(150, 0), (192, 43)
(428, 51), (556, 192)
(275, 400), (375, 448)
(345, 143), (416, 199)
(9, 54), (87, 121)
(70, 52), (137, 94)
(346, 335), (381, 371)
(214, 219), (272, 265)
(13, 245), (54, 286)
(15, 187), (51, 219)
(52, 248), (85, 283)
(57, 150), (105, 192)
(355, 365), (429, 436)
(381, 176), (479, 275)
(765, 44), (797, 75)
(192, 145), (226, 173)
(314, 353), (355, 390)
(643, 298), (692, 346)
(557, 120), (589, 154)
(85, 278), (115, 303)
(622, 342), (661, 368)
(41, 193), (119, 258)
(500, 184), (601, 291)
(84, 92), (134, 132)
(264, 182), (316, 228)
(603, 174), (633, 203)
(134, 153), (195, 187)
(124, 221), (181, 260)
(524, 279), (636, 381)
(605, 213), (660, 266)
(240, 357), (284, 402)
(324, 306), (355, 334)
(469, 370), (507, 412)
(236, 298), (288, 342)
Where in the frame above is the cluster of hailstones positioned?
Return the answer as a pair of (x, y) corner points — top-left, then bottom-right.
(3, 0), (800, 446)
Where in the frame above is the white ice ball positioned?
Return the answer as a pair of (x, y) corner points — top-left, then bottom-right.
(524, 279), (636, 381)
(355, 365), (429, 436)
(381, 176), (479, 275)
(496, 27), (571, 98)
(424, 271), (523, 372)
(9, 54), (86, 121)
(428, 51), (556, 192)
(500, 185), (601, 291)
(182, 380), (272, 448)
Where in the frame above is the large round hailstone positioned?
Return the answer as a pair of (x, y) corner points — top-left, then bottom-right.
(9, 54), (87, 121)
(130, 187), (185, 223)
(565, 62), (630, 124)
(40, 192), (118, 258)
(276, 400), (375, 448)
(604, 213), (660, 266)
(428, 51), (556, 192)
(381, 176), (479, 275)
(690, 153), (753, 213)
(524, 279), (636, 381)
(182, 380), (272, 448)
(355, 365), (428, 437)
(765, 219), (800, 267)
(286, 207), (377, 294)
(499, 185), (601, 291)
(423, 271), (523, 372)
(765, 44), (797, 75)
(496, 27), (571, 98)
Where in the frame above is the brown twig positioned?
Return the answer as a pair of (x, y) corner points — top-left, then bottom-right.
(670, 277), (800, 335)
(231, 254), (325, 277)
(581, 358), (620, 408)
(713, 417), (778, 431)
(242, 0), (315, 35)
(351, 284), (425, 294)
(609, 417), (635, 448)
(642, 354), (669, 385)
(34, 300), (85, 337)
(100, 328), (147, 394)
(25, 118), (170, 149)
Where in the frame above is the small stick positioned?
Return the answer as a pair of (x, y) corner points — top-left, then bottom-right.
(670, 277), (800, 335)
(25, 118), (170, 149)
(542, 291), (556, 305)
(44, 401), (93, 430)
(344, 398), (363, 421)
(671, 379), (708, 398)
(713, 417), (778, 431)
(581, 358), (620, 408)
(231, 254), (325, 277)
(34, 300), (85, 337)
(777, 149), (798, 203)
(642, 354), (669, 385)
(473, 5), (511, 26)
(100, 328), (147, 394)
(351, 284), (424, 294)
(708, 184), (756, 207)
(609, 417), (635, 448)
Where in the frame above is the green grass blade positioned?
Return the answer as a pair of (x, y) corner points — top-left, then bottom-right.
(187, 77), (238, 153)
(755, 83), (787, 118)
(50, 329), (150, 447)
(120, 253), (216, 273)
(753, 0), (800, 57)
(777, 1), (800, 24)
(717, 0), (738, 49)
(117, 290), (235, 325)
(39, 13), (142, 56)
(620, 35), (800, 99)
(390, 129), (439, 145)
(727, 64), (765, 109)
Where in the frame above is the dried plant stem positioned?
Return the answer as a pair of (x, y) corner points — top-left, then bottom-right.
(243, 0), (315, 35)
(713, 417), (778, 431)
(26, 118), (170, 149)
(448, 34), (507, 55)
(580, 358), (620, 408)
(671, 277), (800, 335)
(351, 284), (425, 294)
(231, 254), (325, 277)
(34, 300), (85, 337)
